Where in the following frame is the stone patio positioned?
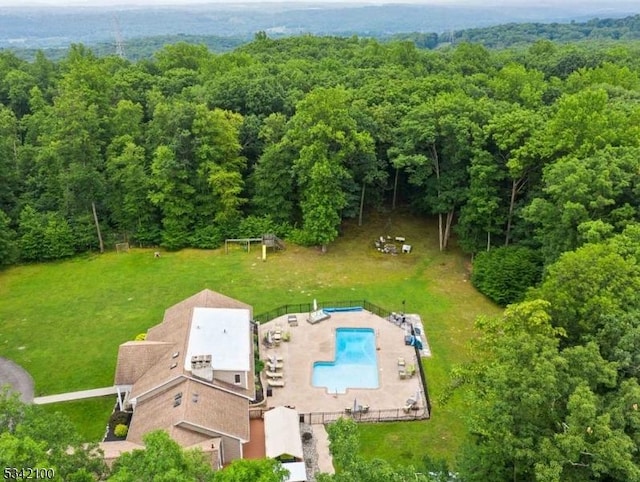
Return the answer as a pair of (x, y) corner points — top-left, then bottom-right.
(258, 310), (426, 418)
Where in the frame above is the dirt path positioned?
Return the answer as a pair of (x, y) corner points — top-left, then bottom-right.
(0, 357), (34, 403)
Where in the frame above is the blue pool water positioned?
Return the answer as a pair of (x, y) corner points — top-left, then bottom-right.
(312, 328), (379, 394)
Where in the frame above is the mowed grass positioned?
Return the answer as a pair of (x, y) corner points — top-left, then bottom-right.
(0, 212), (500, 464)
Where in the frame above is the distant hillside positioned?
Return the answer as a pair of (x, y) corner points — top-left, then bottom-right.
(13, 35), (249, 62)
(4, 8), (640, 61)
(1, 2), (637, 51)
(450, 14), (640, 48)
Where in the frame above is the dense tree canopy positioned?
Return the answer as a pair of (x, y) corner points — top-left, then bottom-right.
(1, 35), (639, 259)
(0, 388), (107, 481)
(459, 229), (640, 481)
(2, 28), (640, 481)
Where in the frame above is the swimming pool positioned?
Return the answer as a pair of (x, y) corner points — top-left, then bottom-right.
(312, 327), (379, 394)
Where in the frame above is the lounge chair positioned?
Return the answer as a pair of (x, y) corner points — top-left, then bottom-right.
(268, 355), (283, 363)
(397, 357), (406, 367)
(266, 361), (284, 370)
(266, 371), (283, 378)
(398, 368), (407, 379)
(269, 379), (285, 387)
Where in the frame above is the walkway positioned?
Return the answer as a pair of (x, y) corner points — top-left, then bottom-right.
(314, 424), (335, 474)
(0, 357), (34, 403)
(243, 418), (266, 459)
(33, 386), (118, 405)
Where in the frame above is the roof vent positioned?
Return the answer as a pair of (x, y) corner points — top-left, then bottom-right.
(191, 354), (212, 370)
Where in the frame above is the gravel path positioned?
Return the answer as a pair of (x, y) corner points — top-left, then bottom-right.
(0, 357), (34, 403)
(300, 422), (321, 482)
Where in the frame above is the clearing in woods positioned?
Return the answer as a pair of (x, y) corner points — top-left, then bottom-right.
(0, 213), (500, 466)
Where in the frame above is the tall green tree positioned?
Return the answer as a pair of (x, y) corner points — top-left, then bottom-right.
(264, 87), (375, 250)
(390, 92), (492, 250)
(299, 157), (347, 252)
(106, 136), (159, 245)
(148, 145), (195, 250)
(456, 148), (505, 252)
(0, 388), (106, 481)
(0, 209), (18, 266)
(458, 299), (637, 482)
(192, 105), (246, 227)
(523, 146), (640, 262)
(18, 205), (75, 261)
(213, 458), (288, 482)
(530, 237), (640, 344)
(483, 107), (546, 246)
(0, 105), (20, 216)
(109, 430), (214, 482)
(251, 113), (297, 224)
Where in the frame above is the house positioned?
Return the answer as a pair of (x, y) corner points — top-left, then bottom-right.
(101, 289), (255, 468)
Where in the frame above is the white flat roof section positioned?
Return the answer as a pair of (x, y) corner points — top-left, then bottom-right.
(185, 307), (251, 372)
(282, 462), (308, 482)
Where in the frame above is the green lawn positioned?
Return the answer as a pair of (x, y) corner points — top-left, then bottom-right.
(0, 212), (500, 466)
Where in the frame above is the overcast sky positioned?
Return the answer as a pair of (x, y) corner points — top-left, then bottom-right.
(0, 0), (621, 7)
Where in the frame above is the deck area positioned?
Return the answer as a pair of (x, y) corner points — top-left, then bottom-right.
(258, 310), (427, 420)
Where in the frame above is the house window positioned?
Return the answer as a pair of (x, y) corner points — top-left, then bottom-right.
(192, 393), (199, 403)
(234, 374), (241, 384)
(173, 392), (182, 407)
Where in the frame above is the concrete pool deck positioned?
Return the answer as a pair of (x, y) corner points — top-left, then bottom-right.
(258, 310), (426, 418)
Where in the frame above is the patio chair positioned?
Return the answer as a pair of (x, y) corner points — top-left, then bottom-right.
(398, 368), (407, 379)
(266, 361), (284, 371)
(397, 357), (406, 367)
(287, 314), (298, 326)
(273, 324), (283, 344)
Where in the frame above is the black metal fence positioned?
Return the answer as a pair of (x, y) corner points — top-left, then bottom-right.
(253, 299), (393, 324)
(253, 299), (432, 418)
(414, 343), (432, 418)
(249, 407), (428, 424)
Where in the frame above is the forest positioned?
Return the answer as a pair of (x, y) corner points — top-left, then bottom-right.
(1, 35), (639, 266)
(1, 31), (640, 480)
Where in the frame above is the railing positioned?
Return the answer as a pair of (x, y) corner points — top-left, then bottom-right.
(253, 299), (393, 324)
(249, 407), (428, 424)
(414, 343), (432, 418)
(253, 299), (432, 418)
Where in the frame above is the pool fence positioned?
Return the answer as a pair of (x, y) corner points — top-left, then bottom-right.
(250, 406), (429, 424)
(254, 299), (433, 419)
(253, 299), (393, 324)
